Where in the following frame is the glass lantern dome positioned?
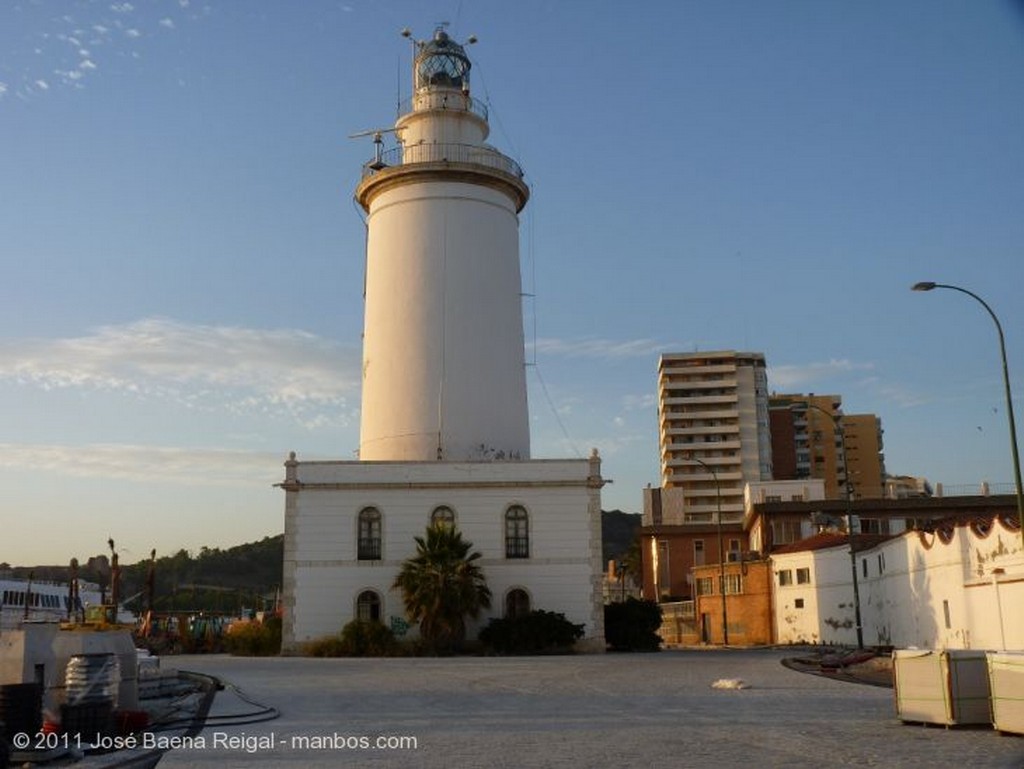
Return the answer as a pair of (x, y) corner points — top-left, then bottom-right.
(415, 29), (471, 91)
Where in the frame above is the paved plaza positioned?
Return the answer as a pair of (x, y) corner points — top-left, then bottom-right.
(158, 649), (1024, 768)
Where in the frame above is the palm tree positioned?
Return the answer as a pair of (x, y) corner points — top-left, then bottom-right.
(392, 523), (491, 653)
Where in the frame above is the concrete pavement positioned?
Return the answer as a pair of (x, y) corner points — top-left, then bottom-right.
(157, 650), (1024, 768)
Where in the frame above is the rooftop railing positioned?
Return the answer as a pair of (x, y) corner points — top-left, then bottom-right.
(361, 142), (524, 180)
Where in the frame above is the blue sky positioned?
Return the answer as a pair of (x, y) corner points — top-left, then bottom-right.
(2, 1), (1023, 566)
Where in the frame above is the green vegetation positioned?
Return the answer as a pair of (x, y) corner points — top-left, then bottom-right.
(305, 619), (401, 657)
(224, 616), (282, 656)
(604, 598), (663, 652)
(478, 610), (585, 655)
(392, 524), (491, 654)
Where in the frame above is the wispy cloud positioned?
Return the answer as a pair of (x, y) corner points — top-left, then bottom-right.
(0, 318), (361, 427)
(622, 393), (657, 411)
(531, 337), (668, 360)
(768, 359), (875, 390)
(0, 443), (283, 485)
(4, 1), (202, 102)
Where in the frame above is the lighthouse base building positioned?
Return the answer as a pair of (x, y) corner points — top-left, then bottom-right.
(280, 454), (606, 653)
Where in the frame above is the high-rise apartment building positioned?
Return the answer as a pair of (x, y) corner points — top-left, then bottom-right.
(841, 413), (885, 498)
(657, 351), (773, 519)
(769, 394), (885, 500)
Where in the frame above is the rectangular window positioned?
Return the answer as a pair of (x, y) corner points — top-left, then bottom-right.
(943, 599), (951, 629)
(772, 520), (803, 545)
(778, 570), (793, 586)
(862, 558), (868, 578)
(721, 574), (742, 595)
(358, 537), (382, 560)
(859, 518), (890, 535)
(796, 567), (811, 585)
(794, 598), (804, 609)
(696, 577), (714, 596)
(657, 540), (670, 596)
(694, 539), (705, 566)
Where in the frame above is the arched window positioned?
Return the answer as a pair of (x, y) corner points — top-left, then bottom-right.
(358, 507), (382, 560)
(504, 588), (530, 619)
(430, 506), (456, 528)
(356, 590), (382, 622)
(505, 505), (529, 558)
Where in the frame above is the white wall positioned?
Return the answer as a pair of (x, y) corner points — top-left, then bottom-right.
(282, 457), (604, 652)
(359, 179), (530, 463)
(773, 547), (860, 646)
(772, 518), (1024, 650)
(858, 517), (1023, 650)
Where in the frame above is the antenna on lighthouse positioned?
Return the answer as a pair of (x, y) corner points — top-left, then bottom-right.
(349, 126), (403, 171)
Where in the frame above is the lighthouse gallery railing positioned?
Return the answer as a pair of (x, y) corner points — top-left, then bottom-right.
(361, 142), (524, 180)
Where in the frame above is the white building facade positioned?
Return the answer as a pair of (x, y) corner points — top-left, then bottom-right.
(772, 516), (1024, 650)
(281, 29), (604, 652)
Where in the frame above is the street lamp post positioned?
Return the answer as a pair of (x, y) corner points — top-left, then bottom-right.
(805, 402), (864, 649)
(912, 282), (1024, 551)
(688, 457), (728, 646)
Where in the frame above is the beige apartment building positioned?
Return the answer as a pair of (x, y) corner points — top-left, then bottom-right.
(769, 394), (885, 500)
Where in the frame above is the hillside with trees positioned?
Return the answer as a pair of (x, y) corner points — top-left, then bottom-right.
(4, 510), (640, 615)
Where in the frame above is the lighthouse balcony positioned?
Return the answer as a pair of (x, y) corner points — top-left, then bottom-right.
(361, 142), (524, 180)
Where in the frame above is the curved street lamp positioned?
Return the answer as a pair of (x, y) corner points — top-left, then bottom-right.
(912, 282), (1024, 550)
(687, 456), (728, 645)
(804, 402), (864, 649)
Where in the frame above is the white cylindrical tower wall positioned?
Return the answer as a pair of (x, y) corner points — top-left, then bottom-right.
(359, 179), (530, 461)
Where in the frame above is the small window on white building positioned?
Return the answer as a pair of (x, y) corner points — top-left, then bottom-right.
(430, 505), (456, 528)
(796, 568), (811, 585)
(943, 599), (951, 630)
(794, 598), (804, 609)
(505, 506), (529, 559)
(358, 507), (382, 561)
(504, 588), (530, 619)
(356, 590), (382, 622)
(778, 570), (793, 586)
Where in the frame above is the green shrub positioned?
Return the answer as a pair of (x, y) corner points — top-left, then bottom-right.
(339, 619), (398, 656)
(303, 635), (348, 657)
(604, 598), (662, 652)
(478, 610), (584, 655)
(305, 619), (399, 657)
(224, 616), (282, 656)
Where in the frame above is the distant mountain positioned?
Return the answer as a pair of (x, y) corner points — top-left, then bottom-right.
(601, 509), (642, 565)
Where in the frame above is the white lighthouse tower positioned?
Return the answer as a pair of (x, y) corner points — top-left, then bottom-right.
(356, 28), (531, 462)
(281, 29), (604, 653)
